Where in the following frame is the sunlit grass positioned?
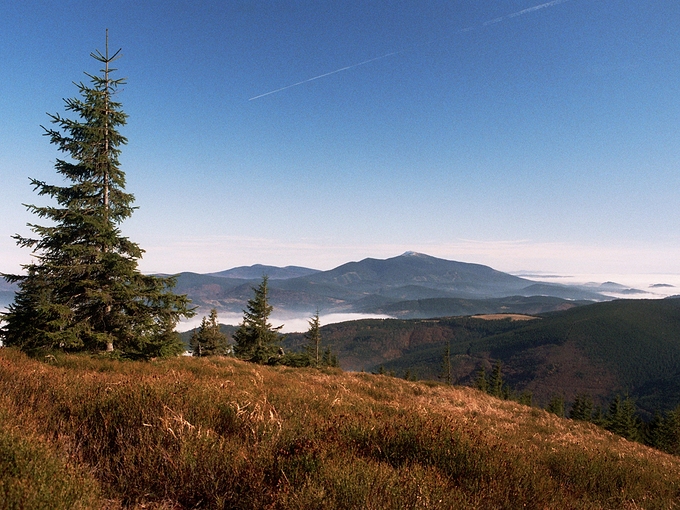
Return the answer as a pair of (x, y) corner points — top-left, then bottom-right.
(0, 348), (679, 509)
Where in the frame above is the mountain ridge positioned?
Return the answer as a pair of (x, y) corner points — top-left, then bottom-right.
(173, 252), (617, 316)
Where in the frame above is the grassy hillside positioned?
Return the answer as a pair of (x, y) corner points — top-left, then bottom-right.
(1, 349), (679, 509)
(285, 299), (680, 414)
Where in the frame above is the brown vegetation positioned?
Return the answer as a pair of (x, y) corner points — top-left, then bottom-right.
(1, 348), (679, 509)
(471, 314), (539, 321)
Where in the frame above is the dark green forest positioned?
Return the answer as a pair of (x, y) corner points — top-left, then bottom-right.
(284, 298), (680, 415)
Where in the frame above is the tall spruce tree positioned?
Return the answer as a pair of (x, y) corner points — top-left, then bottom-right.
(0, 33), (193, 357)
(233, 276), (282, 363)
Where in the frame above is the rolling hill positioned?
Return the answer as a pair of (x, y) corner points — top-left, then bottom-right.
(173, 252), (613, 316)
(208, 264), (320, 280)
(284, 298), (680, 415)
(1, 350), (678, 508)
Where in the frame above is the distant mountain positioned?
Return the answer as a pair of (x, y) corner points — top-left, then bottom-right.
(175, 252), (619, 316)
(2, 253), (632, 318)
(366, 295), (588, 319)
(0, 280), (18, 292)
(299, 252), (531, 296)
(208, 264), (320, 280)
(0, 292), (15, 310)
(515, 283), (605, 301)
(0, 281), (18, 310)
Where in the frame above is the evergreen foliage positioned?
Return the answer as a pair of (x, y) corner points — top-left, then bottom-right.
(517, 391), (532, 406)
(321, 346), (339, 367)
(304, 310), (322, 367)
(546, 395), (565, 418)
(190, 309), (229, 356)
(605, 395), (641, 442)
(649, 406), (680, 455)
(0, 34), (193, 358)
(440, 342), (452, 385)
(489, 360), (504, 398)
(475, 365), (488, 393)
(233, 276), (283, 363)
(569, 393), (594, 422)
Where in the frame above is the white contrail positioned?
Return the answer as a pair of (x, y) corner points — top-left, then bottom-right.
(249, 0), (572, 101)
(249, 52), (399, 101)
(508, 0), (572, 18)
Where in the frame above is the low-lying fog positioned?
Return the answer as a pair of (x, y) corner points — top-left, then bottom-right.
(176, 313), (394, 334)
(2, 274), (679, 335)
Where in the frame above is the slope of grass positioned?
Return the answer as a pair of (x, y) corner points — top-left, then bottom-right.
(1, 348), (679, 509)
(295, 299), (680, 413)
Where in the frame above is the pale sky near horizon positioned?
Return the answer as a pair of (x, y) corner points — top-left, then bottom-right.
(1, 1), (679, 277)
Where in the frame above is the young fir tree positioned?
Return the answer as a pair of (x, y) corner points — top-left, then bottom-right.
(489, 360), (503, 398)
(190, 309), (229, 356)
(233, 276), (282, 363)
(605, 395), (641, 442)
(0, 33), (193, 357)
(321, 345), (339, 367)
(649, 406), (680, 455)
(475, 364), (488, 393)
(304, 310), (322, 367)
(440, 342), (452, 385)
(546, 395), (565, 417)
(569, 393), (594, 422)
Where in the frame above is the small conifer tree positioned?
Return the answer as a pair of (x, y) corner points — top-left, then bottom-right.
(649, 406), (680, 455)
(546, 395), (565, 417)
(233, 276), (282, 363)
(304, 310), (322, 367)
(323, 346), (339, 367)
(440, 342), (452, 385)
(190, 309), (229, 356)
(569, 393), (594, 422)
(605, 395), (641, 441)
(475, 365), (488, 393)
(489, 360), (503, 398)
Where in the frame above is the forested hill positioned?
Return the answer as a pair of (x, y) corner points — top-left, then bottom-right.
(284, 298), (680, 415)
(172, 252), (618, 316)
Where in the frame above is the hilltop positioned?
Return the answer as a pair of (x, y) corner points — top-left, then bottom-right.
(3, 253), (649, 319)
(1, 349), (678, 508)
(171, 252), (619, 317)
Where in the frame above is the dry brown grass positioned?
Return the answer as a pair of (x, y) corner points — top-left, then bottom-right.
(0, 348), (679, 509)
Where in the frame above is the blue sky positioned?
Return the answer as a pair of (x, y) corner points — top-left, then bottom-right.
(1, 0), (679, 276)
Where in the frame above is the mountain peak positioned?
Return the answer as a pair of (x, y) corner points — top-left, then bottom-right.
(401, 251), (427, 257)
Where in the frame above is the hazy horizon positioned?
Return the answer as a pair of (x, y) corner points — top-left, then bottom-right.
(1, 1), (678, 279)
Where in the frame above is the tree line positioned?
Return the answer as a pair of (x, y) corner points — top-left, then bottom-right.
(472, 360), (680, 457)
(0, 36), (339, 371)
(189, 276), (338, 368)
